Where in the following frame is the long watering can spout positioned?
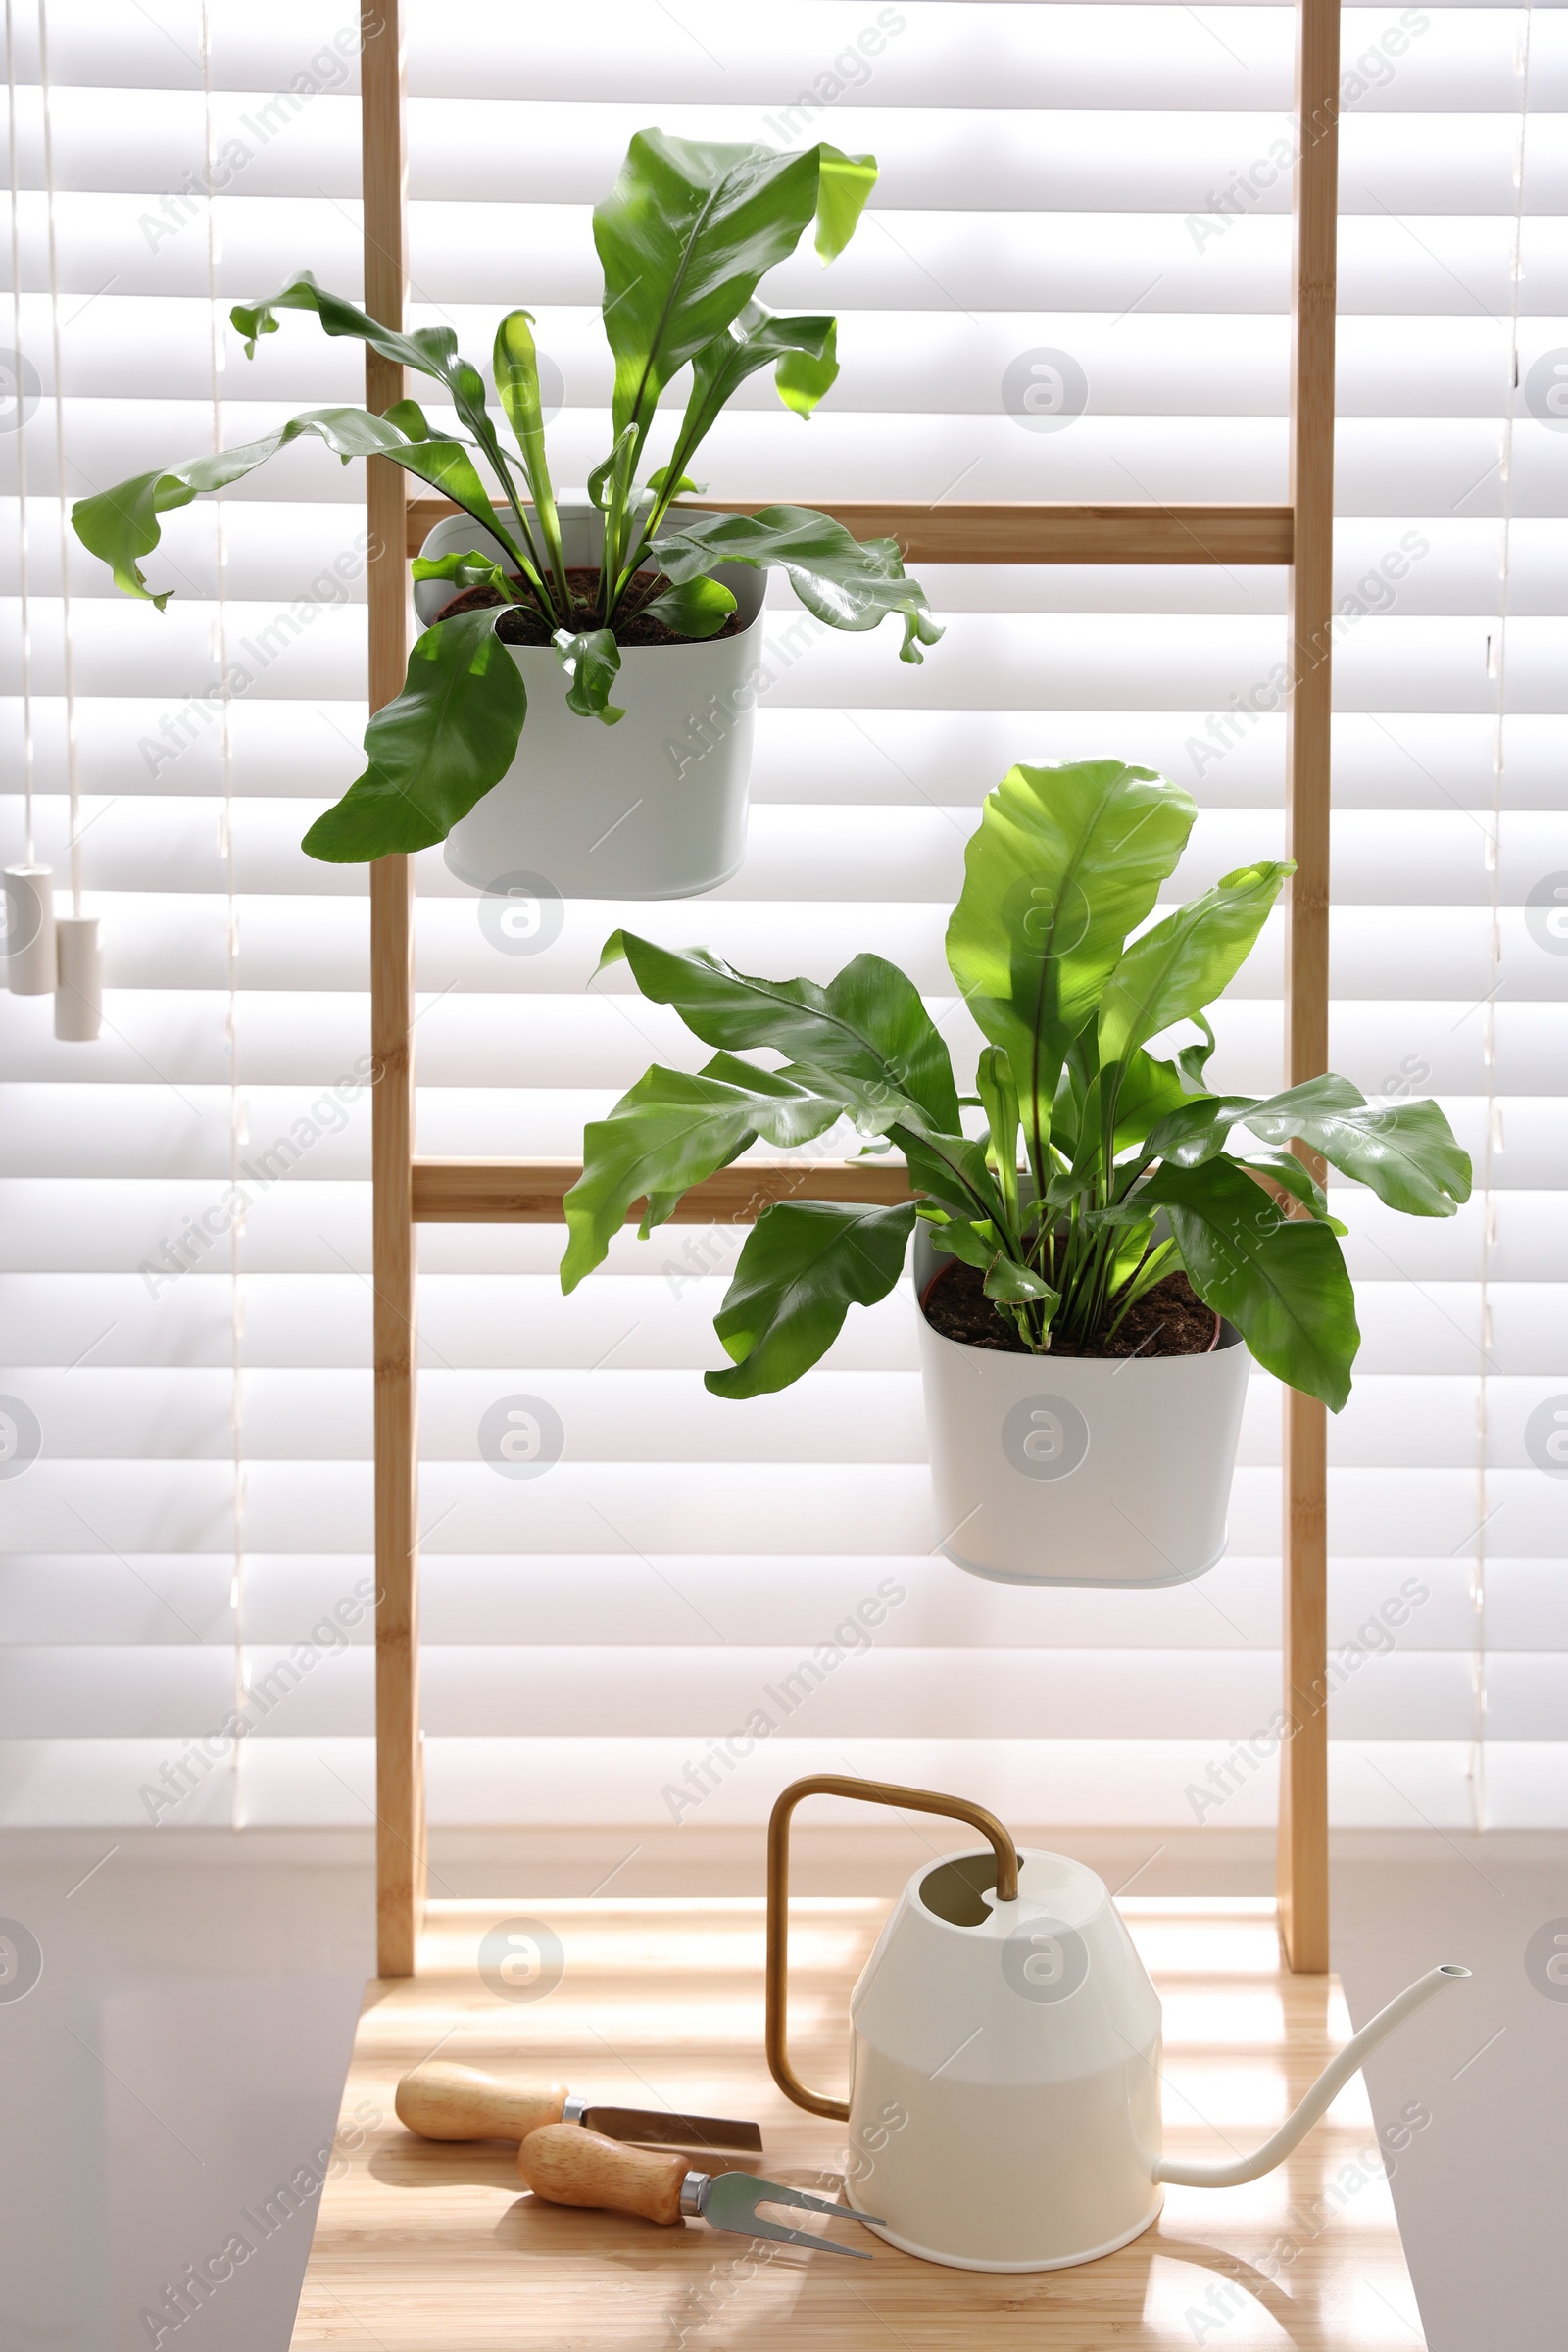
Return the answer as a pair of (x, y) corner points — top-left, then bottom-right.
(1153, 1963), (1470, 2189)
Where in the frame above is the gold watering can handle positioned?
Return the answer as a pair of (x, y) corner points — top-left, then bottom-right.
(764, 1773), (1021, 2120)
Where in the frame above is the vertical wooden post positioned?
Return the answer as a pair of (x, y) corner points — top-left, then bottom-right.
(1279, 0), (1340, 1975)
(362, 0), (421, 1979)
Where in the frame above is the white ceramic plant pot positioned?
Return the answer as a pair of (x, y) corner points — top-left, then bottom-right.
(913, 1228), (1250, 1587)
(845, 1845), (1164, 2270)
(414, 502), (767, 900)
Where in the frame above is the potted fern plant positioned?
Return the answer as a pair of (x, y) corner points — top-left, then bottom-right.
(71, 131), (940, 899)
(560, 759), (1471, 1586)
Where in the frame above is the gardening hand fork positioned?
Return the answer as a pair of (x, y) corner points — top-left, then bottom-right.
(517, 2123), (883, 2256)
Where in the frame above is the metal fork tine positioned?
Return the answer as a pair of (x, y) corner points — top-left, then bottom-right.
(737, 2214), (874, 2259)
(751, 2180), (867, 2219)
(703, 2169), (886, 2249)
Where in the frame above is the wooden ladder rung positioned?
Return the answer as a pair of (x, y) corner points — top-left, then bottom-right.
(404, 498), (1294, 567)
(411, 1156), (918, 1224)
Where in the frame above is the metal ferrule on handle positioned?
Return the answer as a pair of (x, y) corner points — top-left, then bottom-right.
(765, 1773), (1021, 2121)
(1153, 1963), (1470, 2187)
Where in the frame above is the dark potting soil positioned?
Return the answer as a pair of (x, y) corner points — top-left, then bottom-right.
(922, 1260), (1220, 1359)
(434, 565), (746, 649)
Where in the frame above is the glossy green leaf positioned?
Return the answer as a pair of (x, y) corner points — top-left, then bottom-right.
(1104, 1235), (1178, 1328)
(383, 398), (445, 441)
(1242, 1158), (1348, 1237)
(1143, 1155), (1360, 1410)
(72, 408), (403, 604)
(596, 933), (962, 1135)
(553, 627), (624, 723)
(1102, 1209), (1158, 1296)
(639, 574), (737, 639)
(1243, 1092), (1471, 1217)
(975, 1046), (1021, 1233)
(774, 318), (840, 416)
(676, 306), (838, 466)
(587, 423), (638, 513)
(376, 436), (522, 551)
(813, 146), (879, 259)
(229, 274), (544, 595)
(896, 1127), (1005, 1227)
(301, 609), (526, 862)
(1138, 1072), (1468, 1219)
(946, 759), (1196, 1156)
(1100, 860), (1298, 1072)
(654, 504), (941, 662)
(708, 1200), (917, 1397)
(1047, 1062), (1082, 1160)
(592, 131), (875, 447)
(561, 1054), (846, 1291)
(918, 1208), (1003, 1273)
(1143, 1075), (1365, 1171)
(983, 1254), (1058, 1307)
(1106, 1050), (1193, 1155)
(450, 355), (491, 417)
(410, 547), (515, 600)
(1175, 1010), (1218, 1094)
(492, 309), (568, 600)
(1077, 1197), (1160, 1234)
(230, 272), (460, 380)
(1099, 859), (1293, 1071)
(71, 400), (537, 613)
(647, 466), (704, 497)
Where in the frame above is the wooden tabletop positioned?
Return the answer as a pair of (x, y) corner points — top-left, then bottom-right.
(291, 1896), (1427, 2349)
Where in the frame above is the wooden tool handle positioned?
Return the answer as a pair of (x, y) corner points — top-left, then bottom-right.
(517, 2124), (687, 2225)
(395, 2062), (567, 2143)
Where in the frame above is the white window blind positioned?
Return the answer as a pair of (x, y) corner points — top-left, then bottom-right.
(2, 0), (1563, 1838)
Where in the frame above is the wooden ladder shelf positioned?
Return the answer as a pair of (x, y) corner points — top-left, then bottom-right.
(361, 0), (1340, 1981)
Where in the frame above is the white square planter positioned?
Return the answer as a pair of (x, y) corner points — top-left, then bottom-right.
(913, 1229), (1251, 1587)
(414, 502), (766, 901)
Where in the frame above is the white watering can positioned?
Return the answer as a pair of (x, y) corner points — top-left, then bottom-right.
(766, 1775), (1468, 2272)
